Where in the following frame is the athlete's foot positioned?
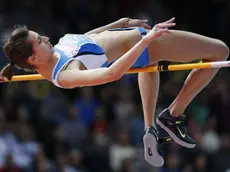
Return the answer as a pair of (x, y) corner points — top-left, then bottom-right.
(156, 109), (196, 148)
(143, 126), (164, 167)
(156, 124), (173, 144)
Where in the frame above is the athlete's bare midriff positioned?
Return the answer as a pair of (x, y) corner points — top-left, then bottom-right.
(88, 29), (142, 62)
(65, 29), (142, 71)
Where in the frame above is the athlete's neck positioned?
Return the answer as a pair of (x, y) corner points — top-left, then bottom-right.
(35, 53), (60, 81)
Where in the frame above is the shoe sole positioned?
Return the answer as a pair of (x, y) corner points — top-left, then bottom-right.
(143, 133), (164, 167)
(156, 119), (196, 148)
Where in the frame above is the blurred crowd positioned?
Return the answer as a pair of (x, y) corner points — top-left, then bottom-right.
(0, 0), (230, 171)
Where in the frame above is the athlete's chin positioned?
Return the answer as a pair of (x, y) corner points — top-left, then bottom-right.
(50, 46), (54, 52)
(50, 50), (55, 57)
(46, 50), (54, 61)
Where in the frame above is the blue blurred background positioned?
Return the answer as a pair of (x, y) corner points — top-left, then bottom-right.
(0, 0), (230, 171)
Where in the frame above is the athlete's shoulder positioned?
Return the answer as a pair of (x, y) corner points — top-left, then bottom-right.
(57, 33), (93, 44)
(54, 34), (81, 57)
(60, 33), (85, 39)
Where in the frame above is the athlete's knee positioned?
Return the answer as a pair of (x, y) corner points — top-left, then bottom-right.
(213, 40), (229, 61)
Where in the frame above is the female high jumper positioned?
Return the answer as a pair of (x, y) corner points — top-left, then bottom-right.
(1, 17), (229, 167)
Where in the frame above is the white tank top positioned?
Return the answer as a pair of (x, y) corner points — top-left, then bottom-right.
(52, 34), (108, 88)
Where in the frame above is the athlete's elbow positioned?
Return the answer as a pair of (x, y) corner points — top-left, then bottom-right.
(58, 80), (76, 89)
(111, 74), (122, 81)
(58, 76), (79, 88)
(107, 71), (122, 82)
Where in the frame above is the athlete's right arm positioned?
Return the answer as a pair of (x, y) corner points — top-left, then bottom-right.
(58, 36), (150, 88)
(84, 18), (151, 35)
(58, 18), (175, 88)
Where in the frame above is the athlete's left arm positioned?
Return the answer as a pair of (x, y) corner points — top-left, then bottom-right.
(84, 18), (151, 35)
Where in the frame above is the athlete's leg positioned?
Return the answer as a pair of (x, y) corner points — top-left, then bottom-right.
(150, 30), (229, 115)
(139, 63), (174, 166)
(138, 67), (165, 166)
(138, 70), (159, 128)
(120, 28), (165, 167)
(148, 30), (229, 148)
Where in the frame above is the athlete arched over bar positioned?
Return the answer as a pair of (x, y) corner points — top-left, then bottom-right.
(1, 17), (229, 167)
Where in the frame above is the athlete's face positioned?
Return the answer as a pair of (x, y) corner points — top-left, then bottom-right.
(27, 31), (54, 65)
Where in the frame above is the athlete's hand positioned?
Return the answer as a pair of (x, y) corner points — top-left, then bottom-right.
(143, 17), (176, 43)
(120, 18), (151, 29)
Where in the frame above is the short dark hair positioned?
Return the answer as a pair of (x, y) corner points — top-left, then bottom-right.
(1, 26), (34, 81)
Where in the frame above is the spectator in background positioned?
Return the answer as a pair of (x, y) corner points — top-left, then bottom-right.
(69, 149), (88, 172)
(129, 104), (145, 146)
(90, 106), (108, 135)
(25, 149), (56, 172)
(0, 154), (22, 172)
(74, 87), (100, 127)
(160, 152), (181, 172)
(212, 134), (230, 172)
(54, 151), (77, 172)
(109, 130), (136, 171)
(120, 158), (135, 172)
(58, 105), (87, 148)
(191, 154), (209, 172)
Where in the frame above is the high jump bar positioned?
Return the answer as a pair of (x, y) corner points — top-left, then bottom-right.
(0, 60), (230, 83)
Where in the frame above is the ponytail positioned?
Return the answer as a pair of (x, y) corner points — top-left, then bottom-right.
(1, 63), (14, 81)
